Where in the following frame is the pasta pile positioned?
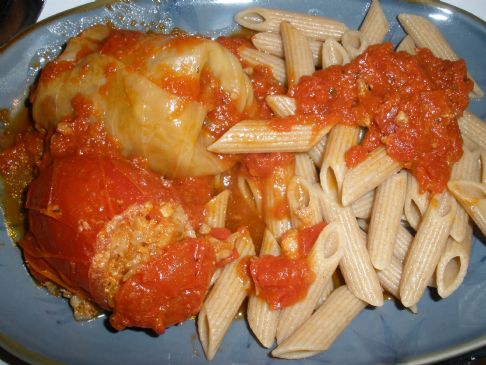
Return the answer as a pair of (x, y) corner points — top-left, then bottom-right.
(195, 1), (486, 360)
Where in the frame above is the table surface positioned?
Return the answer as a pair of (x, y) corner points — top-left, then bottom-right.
(1, 0), (486, 364)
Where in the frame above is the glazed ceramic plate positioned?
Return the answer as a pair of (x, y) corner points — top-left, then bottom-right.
(0, 0), (485, 364)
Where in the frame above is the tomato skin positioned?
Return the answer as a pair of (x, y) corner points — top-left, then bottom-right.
(21, 153), (172, 297)
(110, 238), (215, 334)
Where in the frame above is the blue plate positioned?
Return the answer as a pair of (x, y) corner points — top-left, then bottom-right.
(0, 1), (485, 364)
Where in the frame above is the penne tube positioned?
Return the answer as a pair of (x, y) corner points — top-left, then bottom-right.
(239, 47), (287, 84)
(247, 229), (281, 348)
(396, 35), (416, 54)
(252, 32), (322, 66)
(276, 222), (344, 343)
(448, 180), (486, 237)
(237, 174), (263, 216)
(294, 153), (318, 183)
(319, 124), (360, 196)
(368, 170), (407, 270)
(204, 190), (231, 228)
(321, 39), (350, 68)
(482, 150), (486, 184)
(376, 256), (417, 314)
(272, 286), (366, 359)
(341, 30), (370, 59)
(397, 13), (483, 98)
(287, 176), (322, 229)
(264, 161), (294, 239)
(281, 22), (315, 88)
(449, 148), (480, 242)
(208, 120), (332, 154)
(316, 279), (334, 307)
(315, 184), (383, 307)
(198, 228), (256, 360)
(341, 147), (401, 206)
(400, 192), (457, 308)
(436, 225), (472, 298)
(266, 95), (296, 117)
(458, 112), (486, 151)
(235, 7), (348, 41)
(351, 189), (375, 219)
(393, 224), (414, 263)
(403, 171), (430, 230)
(307, 135), (327, 167)
(359, 0), (389, 45)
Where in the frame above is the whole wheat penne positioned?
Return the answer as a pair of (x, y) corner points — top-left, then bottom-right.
(321, 39), (350, 68)
(393, 224), (414, 263)
(341, 30), (370, 59)
(404, 171), (430, 230)
(204, 190), (231, 228)
(307, 135), (327, 167)
(449, 148), (480, 241)
(252, 32), (322, 66)
(458, 112), (486, 151)
(359, 0), (389, 45)
(396, 35), (416, 54)
(376, 256), (417, 314)
(264, 162), (294, 239)
(481, 150), (486, 184)
(208, 120), (332, 154)
(198, 228), (256, 360)
(281, 22), (315, 87)
(319, 124), (360, 196)
(436, 224), (472, 298)
(351, 189), (375, 219)
(276, 222), (344, 343)
(272, 286), (366, 359)
(295, 153), (318, 183)
(397, 13), (483, 98)
(316, 279), (335, 307)
(287, 177), (322, 229)
(315, 184), (383, 307)
(341, 147), (402, 206)
(247, 229), (281, 348)
(235, 7), (348, 41)
(237, 174), (263, 216)
(266, 95), (296, 117)
(368, 170), (407, 270)
(239, 47), (287, 84)
(448, 180), (486, 237)
(400, 192), (457, 308)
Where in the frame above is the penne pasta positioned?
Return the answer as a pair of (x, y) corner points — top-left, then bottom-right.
(272, 286), (366, 359)
(393, 224), (414, 263)
(449, 148), (480, 242)
(235, 7), (348, 41)
(341, 30), (370, 59)
(208, 120), (332, 154)
(281, 22), (315, 88)
(294, 153), (318, 183)
(198, 228), (256, 360)
(403, 171), (430, 230)
(247, 229), (281, 348)
(287, 176), (322, 229)
(316, 183), (383, 307)
(266, 95), (296, 117)
(276, 222), (344, 343)
(397, 13), (483, 98)
(316, 279), (335, 307)
(204, 190), (231, 228)
(319, 124), (360, 196)
(252, 32), (322, 66)
(436, 225), (472, 299)
(237, 174), (263, 216)
(351, 189), (375, 219)
(359, 0), (389, 45)
(307, 135), (327, 167)
(448, 180), (486, 237)
(239, 47), (287, 84)
(341, 147), (401, 206)
(458, 112), (486, 151)
(482, 150), (486, 184)
(368, 170), (407, 270)
(396, 35), (416, 54)
(321, 39), (350, 68)
(400, 192), (457, 308)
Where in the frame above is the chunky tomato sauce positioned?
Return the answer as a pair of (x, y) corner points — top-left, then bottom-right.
(291, 43), (472, 193)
